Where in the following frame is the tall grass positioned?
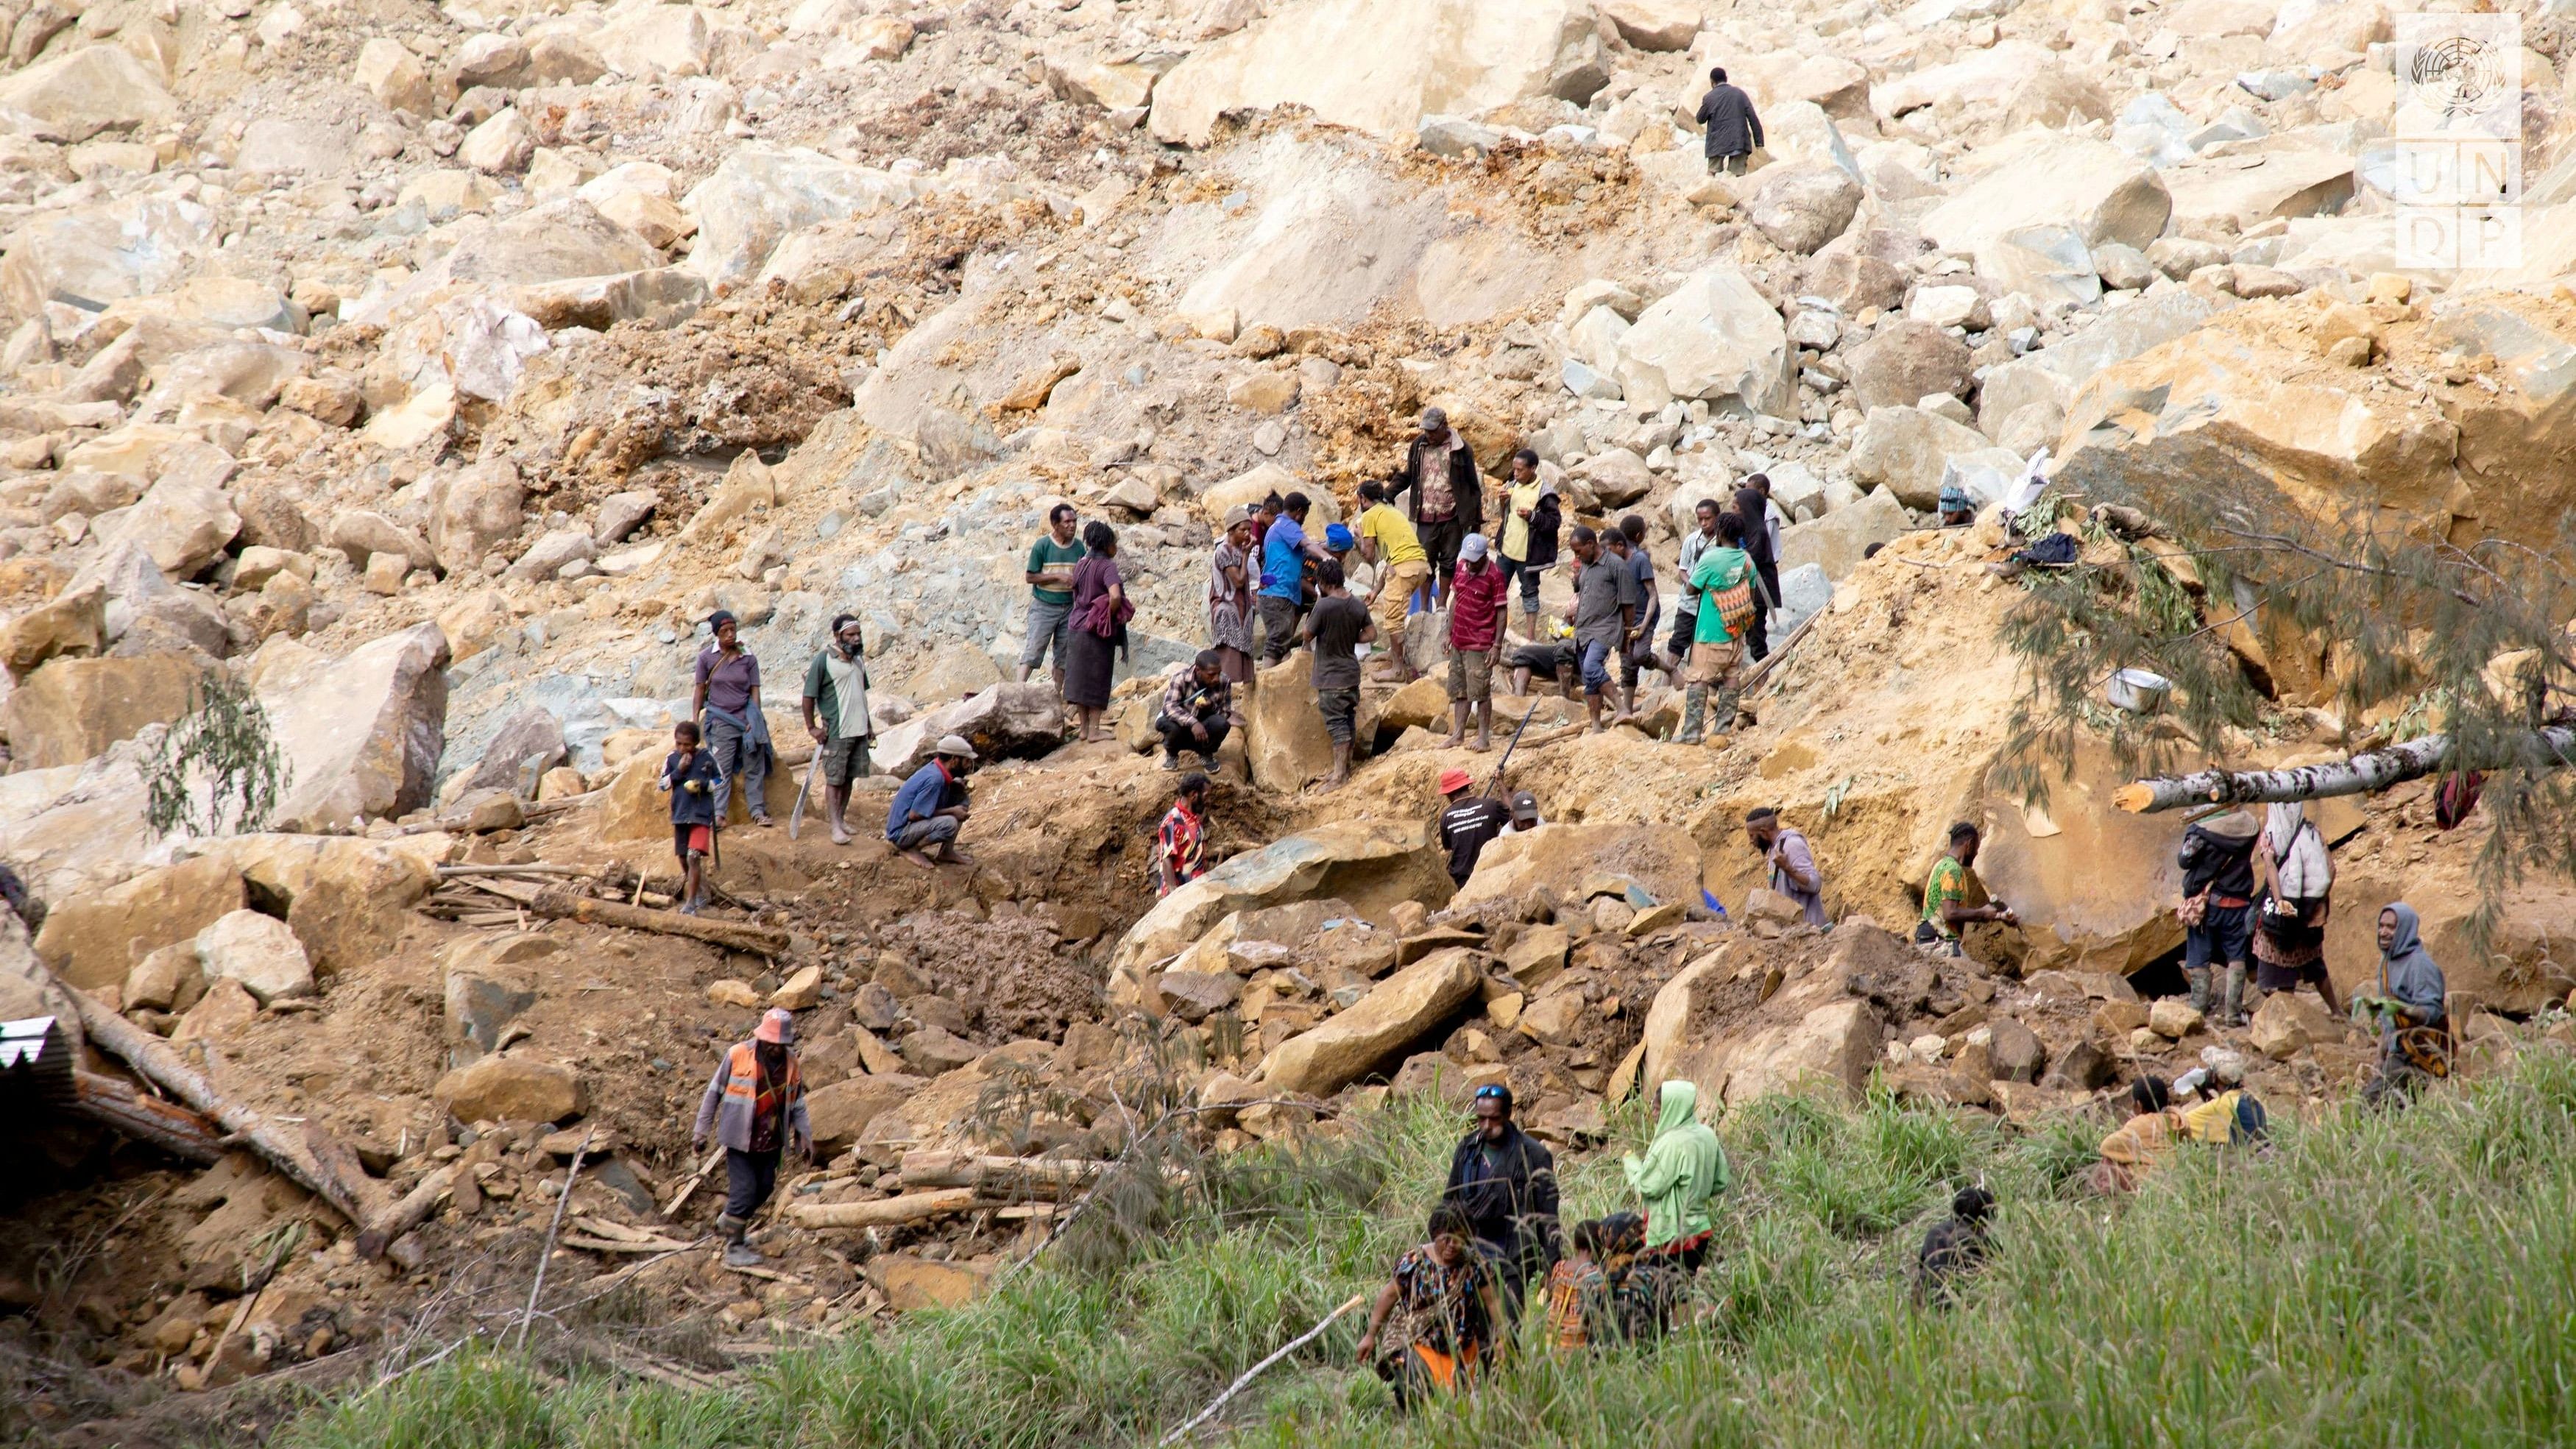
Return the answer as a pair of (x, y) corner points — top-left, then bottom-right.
(281, 1052), (2576, 1449)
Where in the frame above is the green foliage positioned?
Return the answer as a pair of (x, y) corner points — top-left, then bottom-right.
(281, 1054), (2576, 1449)
(1993, 475), (2576, 946)
(144, 673), (290, 838)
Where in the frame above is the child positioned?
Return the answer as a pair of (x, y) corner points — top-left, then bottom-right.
(659, 720), (723, 914)
(1543, 1218), (1613, 1350)
(1355, 1203), (1506, 1411)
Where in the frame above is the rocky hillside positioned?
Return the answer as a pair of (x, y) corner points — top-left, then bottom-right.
(3, 0), (2576, 1426)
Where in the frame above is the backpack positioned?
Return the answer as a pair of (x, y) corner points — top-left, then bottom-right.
(1707, 560), (1756, 637)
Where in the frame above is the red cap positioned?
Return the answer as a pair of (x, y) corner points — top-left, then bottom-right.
(754, 1007), (793, 1044)
(1439, 768), (1473, 795)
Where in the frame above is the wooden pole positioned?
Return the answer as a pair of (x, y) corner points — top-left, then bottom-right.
(71, 1070), (224, 1163)
(66, 986), (387, 1230)
(357, 1166), (459, 1261)
(788, 1187), (981, 1229)
(528, 887), (792, 955)
(2113, 726), (2576, 813)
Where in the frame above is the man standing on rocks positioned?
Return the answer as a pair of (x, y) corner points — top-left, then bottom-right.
(1677, 511), (1754, 745)
(2179, 809), (2261, 1025)
(1206, 506), (1259, 702)
(1302, 558), (1375, 792)
(1732, 477), (1780, 662)
(1155, 650), (1234, 772)
(1696, 66), (1764, 177)
(1744, 807), (1827, 927)
(1436, 768), (1512, 887)
(1496, 448), (1560, 640)
(1664, 497), (1724, 676)
(1402, 408), (1484, 600)
(800, 613), (873, 846)
(1357, 479), (1432, 684)
(1019, 502), (1086, 697)
(885, 734), (978, 868)
(693, 1007), (811, 1269)
(1919, 821), (2015, 956)
(1608, 516), (1663, 721)
(1156, 770), (1211, 898)
(1566, 525), (1640, 734)
(693, 609), (774, 829)
(1259, 492), (1326, 665)
(1442, 1083), (1560, 1310)
(1444, 534), (1510, 750)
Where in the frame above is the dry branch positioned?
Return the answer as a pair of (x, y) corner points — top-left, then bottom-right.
(356, 1166), (458, 1260)
(71, 1070), (223, 1163)
(529, 887), (792, 954)
(894, 1150), (1108, 1198)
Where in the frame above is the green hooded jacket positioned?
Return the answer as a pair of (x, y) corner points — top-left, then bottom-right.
(1622, 1080), (1728, 1247)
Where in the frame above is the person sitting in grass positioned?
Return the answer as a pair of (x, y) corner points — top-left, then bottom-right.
(1913, 1184), (1995, 1308)
(1356, 1202), (1508, 1410)
(1623, 1080), (1727, 1273)
(2086, 1075), (2181, 1195)
(1541, 1218), (1616, 1350)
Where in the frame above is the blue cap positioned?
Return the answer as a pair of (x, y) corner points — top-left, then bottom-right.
(1325, 522), (1355, 550)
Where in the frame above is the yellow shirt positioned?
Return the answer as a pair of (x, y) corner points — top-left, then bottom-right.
(1500, 479), (1545, 561)
(1359, 503), (1428, 567)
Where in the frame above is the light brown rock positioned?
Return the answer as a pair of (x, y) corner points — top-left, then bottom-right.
(0, 653), (209, 770)
(33, 855), (245, 991)
(1261, 946), (1482, 1096)
(434, 1055), (587, 1124)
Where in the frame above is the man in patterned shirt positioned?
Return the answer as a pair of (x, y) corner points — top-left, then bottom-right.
(1154, 650), (1234, 772)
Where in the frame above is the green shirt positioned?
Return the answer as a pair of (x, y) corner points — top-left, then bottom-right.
(1687, 546), (1752, 645)
(1922, 855), (1969, 939)
(1027, 534), (1086, 606)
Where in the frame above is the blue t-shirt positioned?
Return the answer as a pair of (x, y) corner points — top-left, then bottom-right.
(1260, 517), (1307, 601)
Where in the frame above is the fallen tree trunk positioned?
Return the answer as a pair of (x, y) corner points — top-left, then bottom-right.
(71, 1070), (223, 1163)
(354, 1163), (459, 1261)
(529, 888), (792, 955)
(895, 1151), (1109, 1197)
(2114, 726), (2576, 813)
(789, 1187), (981, 1230)
(67, 988), (388, 1230)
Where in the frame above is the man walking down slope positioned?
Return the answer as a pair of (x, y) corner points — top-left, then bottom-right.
(1696, 66), (1764, 177)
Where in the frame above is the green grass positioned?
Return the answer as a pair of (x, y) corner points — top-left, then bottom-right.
(280, 1052), (2576, 1449)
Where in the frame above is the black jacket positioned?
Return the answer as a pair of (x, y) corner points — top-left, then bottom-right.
(1696, 84), (1763, 158)
(1518, 492), (1563, 569)
(2179, 818), (2258, 900)
(1443, 1124), (1560, 1279)
(1403, 435), (1486, 537)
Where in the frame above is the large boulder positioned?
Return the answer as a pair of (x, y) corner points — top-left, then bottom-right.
(433, 1055), (587, 1124)
(1243, 654), (1335, 793)
(1920, 132), (2172, 255)
(805, 1071), (927, 1155)
(194, 909), (314, 1005)
(1643, 925), (1889, 1108)
(682, 146), (924, 289)
(1150, 0), (1604, 147)
(431, 198), (662, 291)
(1447, 821), (1706, 915)
(1778, 487), (1909, 578)
(191, 833), (442, 977)
(0, 45), (176, 143)
(1744, 162), (1863, 255)
(462, 706), (567, 795)
(0, 193), (216, 317)
(32, 855), (244, 991)
(1613, 263), (1794, 416)
(106, 473), (239, 582)
(1260, 946), (1484, 1096)
(426, 461), (526, 574)
(1870, 40), (2056, 121)
(248, 623), (452, 832)
(0, 585), (107, 674)
(871, 681), (1067, 779)
(1848, 406), (1995, 509)
(2161, 146), (2354, 234)
(0, 654), (209, 770)
(1843, 319), (1975, 414)
(1108, 819), (1451, 993)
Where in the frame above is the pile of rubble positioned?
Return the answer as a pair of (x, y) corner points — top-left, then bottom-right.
(3, 0), (2576, 1420)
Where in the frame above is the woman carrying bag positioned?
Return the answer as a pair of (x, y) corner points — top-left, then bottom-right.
(2252, 802), (2339, 1015)
(1062, 520), (1132, 744)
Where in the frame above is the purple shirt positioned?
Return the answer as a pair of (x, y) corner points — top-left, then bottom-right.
(696, 646), (760, 715)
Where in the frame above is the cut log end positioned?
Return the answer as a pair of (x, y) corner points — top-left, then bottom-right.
(2113, 782), (2156, 813)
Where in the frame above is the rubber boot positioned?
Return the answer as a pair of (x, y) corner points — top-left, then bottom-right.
(2185, 966), (2212, 1018)
(2221, 963), (2247, 1027)
(716, 1211), (762, 1269)
(1677, 685), (1706, 745)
